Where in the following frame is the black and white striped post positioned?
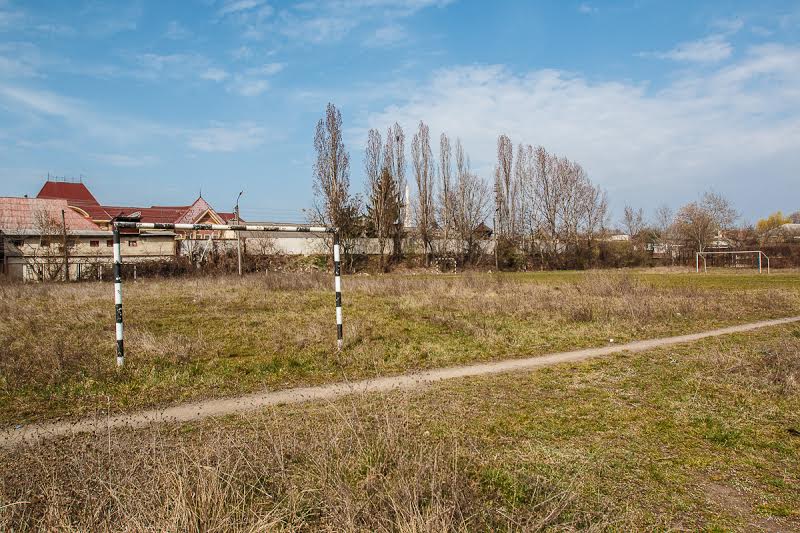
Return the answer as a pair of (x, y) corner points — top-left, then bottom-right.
(112, 226), (124, 367)
(111, 221), (341, 366)
(334, 231), (343, 350)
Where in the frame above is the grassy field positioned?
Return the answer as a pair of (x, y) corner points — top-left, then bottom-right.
(2, 269), (800, 425)
(1, 322), (798, 530)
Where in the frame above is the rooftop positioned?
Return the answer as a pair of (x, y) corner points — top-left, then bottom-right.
(0, 197), (104, 234)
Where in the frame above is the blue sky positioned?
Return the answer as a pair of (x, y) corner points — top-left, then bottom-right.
(1, 0), (798, 223)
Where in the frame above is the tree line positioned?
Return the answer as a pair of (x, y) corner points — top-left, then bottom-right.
(311, 103), (798, 271)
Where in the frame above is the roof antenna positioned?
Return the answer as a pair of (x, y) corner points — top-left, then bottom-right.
(199, 186), (203, 198)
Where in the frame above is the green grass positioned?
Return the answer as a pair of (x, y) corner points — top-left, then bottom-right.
(2, 269), (799, 425)
(2, 321), (798, 530)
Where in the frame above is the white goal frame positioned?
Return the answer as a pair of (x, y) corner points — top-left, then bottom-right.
(111, 221), (342, 367)
(696, 250), (770, 274)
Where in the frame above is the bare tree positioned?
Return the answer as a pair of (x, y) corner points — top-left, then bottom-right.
(368, 168), (399, 268)
(438, 132), (453, 245)
(674, 191), (738, 253)
(513, 143), (528, 239)
(312, 103), (360, 269)
(580, 181), (608, 266)
(452, 138), (490, 264)
(622, 205), (645, 239)
(384, 122), (406, 259)
(494, 134), (515, 238)
(701, 191), (738, 231)
(411, 121), (435, 264)
(22, 209), (76, 281)
(364, 128), (394, 267)
(528, 146), (560, 266)
(674, 203), (715, 253)
(653, 205), (674, 238)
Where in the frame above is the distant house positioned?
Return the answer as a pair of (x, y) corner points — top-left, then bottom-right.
(765, 223), (800, 243)
(36, 180), (239, 239)
(0, 179), (240, 281)
(0, 196), (174, 280)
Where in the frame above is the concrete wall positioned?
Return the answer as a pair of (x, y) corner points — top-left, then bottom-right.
(1, 234), (176, 281)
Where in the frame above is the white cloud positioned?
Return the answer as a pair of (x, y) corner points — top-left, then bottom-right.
(231, 45), (253, 60)
(133, 53), (213, 81)
(219, 0), (268, 16)
(642, 34), (732, 63)
(231, 78), (270, 96)
(362, 42), (800, 216)
(201, 67), (230, 81)
(711, 17), (744, 34)
(0, 84), (271, 156)
(0, 84), (172, 145)
(246, 62), (284, 76)
(230, 0), (449, 43)
(165, 20), (191, 40)
(578, 3), (596, 15)
(0, 4), (24, 29)
(278, 14), (357, 43)
(364, 24), (407, 47)
(226, 63), (284, 95)
(34, 23), (76, 36)
(187, 122), (266, 152)
(0, 42), (42, 78)
(93, 153), (159, 167)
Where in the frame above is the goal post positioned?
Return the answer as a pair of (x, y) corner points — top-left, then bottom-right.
(112, 221), (341, 367)
(695, 250), (770, 274)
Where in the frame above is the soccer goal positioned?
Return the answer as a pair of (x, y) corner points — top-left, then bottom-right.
(695, 250), (770, 274)
(111, 221), (342, 367)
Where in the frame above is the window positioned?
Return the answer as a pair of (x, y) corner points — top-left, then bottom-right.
(12, 240), (23, 247)
(40, 239), (50, 247)
(127, 240), (138, 247)
(90, 240), (99, 247)
(106, 240), (114, 247)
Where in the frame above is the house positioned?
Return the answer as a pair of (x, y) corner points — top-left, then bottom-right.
(0, 179), (241, 281)
(765, 223), (800, 243)
(36, 180), (239, 239)
(0, 196), (175, 280)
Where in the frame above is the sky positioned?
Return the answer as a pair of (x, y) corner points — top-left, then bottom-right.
(0, 0), (799, 224)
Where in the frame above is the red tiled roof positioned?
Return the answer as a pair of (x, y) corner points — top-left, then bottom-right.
(33, 181), (230, 226)
(101, 205), (190, 224)
(36, 181), (112, 220)
(217, 212), (239, 222)
(37, 181), (98, 204)
(0, 197), (104, 232)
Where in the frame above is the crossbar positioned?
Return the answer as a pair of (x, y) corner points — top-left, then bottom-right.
(112, 221), (342, 367)
(113, 221), (334, 233)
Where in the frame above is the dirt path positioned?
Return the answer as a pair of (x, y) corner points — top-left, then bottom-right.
(3, 316), (799, 448)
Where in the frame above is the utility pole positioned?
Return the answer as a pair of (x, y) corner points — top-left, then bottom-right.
(235, 191), (243, 277)
(493, 210), (499, 271)
(61, 209), (69, 281)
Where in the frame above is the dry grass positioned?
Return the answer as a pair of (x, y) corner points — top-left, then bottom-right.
(2, 270), (800, 424)
(2, 324), (799, 531)
(0, 398), (594, 532)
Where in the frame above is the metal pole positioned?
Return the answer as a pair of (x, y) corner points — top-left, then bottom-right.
(334, 231), (343, 351)
(758, 252), (762, 274)
(235, 191), (243, 277)
(61, 209), (69, 281)
(113, 227), (125, 367)
(696, 252), (699, 273)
